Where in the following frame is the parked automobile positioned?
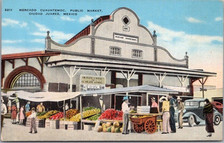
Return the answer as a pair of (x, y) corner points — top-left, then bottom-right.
(182, 99), (222, 127)
(211, 101), (223, 115)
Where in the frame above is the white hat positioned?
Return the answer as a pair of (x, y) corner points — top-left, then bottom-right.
(177, 96), (181, 101)
(159, 96), (167, 102)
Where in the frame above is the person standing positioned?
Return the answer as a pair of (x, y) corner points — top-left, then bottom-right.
(151, 97), (159, 113)
(169, 95), (176, 133)
(160, 96), (171, 134)
(12, 94), (20, 112)
(203, 98), (214, 137)
(25, 102), (31, 112)
(19, 105), (25, 125)
(37, 102), (45, 113)
(122, 96), (130, 135)
(7, 100), (11, 113)
(1, 98), (7, 130)
(29, 107), (37, 134)
(177, 96), (184, 129)
(11, 104), (17, 124)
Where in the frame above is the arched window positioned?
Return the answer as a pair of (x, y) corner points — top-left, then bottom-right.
(10, 72), (41, 89)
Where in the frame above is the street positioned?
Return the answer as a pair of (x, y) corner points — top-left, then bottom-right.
(1, 118), (223, 141)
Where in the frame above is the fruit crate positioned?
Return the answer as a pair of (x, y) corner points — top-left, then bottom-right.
(26, 117), (39, 127)
(50, 120), (56, 129)
(59, 121), (65, 129)
(38, 119), (46, 128)
(45, 119), (50, 129)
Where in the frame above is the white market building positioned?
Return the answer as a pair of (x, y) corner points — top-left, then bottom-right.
(1, 7), (216, 109)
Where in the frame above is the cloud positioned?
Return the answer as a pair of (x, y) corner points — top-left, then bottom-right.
(30, 39), (45, 44)
(215, 17), (222, 22)
(147, 21), (223, 88)
(2, 40), (23, 44)
(2, 18), (27, 28)
(2, 46), (43, 54)
(60, 16), (75, 22)
(31, 22), (74, 43)
(79, 15), (100, 23)
(186, 17), (203, 23)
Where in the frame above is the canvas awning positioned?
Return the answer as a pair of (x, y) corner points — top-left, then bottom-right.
(15, 91), (81, 102)
(81, 85), (178, 96)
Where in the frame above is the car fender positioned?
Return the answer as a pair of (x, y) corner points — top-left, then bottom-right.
(182, 112), (203, 122)
(214, 110), (223, 121)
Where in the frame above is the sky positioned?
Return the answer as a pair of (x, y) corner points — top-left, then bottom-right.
(1, 0), (223, 88)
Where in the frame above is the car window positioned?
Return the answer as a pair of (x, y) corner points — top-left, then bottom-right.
(199, 102), (205, 107)
(185, 101), (199, 107)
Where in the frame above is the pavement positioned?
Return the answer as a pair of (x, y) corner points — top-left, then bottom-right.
(1, 118), (223, 142)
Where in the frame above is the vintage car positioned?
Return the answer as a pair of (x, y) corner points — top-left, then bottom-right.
(182, 99), (223, 127)
(211, 101), (223, 115)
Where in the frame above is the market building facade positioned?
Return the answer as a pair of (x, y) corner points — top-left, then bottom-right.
(1, 7), (216, 109)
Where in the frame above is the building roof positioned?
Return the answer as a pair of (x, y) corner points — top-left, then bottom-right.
(64, 15), (110, 45)
(1, 51), (60, 60)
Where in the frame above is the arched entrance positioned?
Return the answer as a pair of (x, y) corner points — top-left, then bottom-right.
(4, 66), (46, 91)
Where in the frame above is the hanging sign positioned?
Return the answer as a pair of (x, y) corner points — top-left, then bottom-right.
(80, 75), (106, 91)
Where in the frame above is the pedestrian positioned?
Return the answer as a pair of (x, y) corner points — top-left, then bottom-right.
(122, 96), (131, 134)
(160, 96), (171, 134)
(203, 98), (214, 137)
(19, 105), (25, 125)
(12, 94), (20, 112)
(7, 99), (11, 113)
(29, 107), (37, 134)
(25, 101), (30, 112)
(37, 102), (45, 113)
(151, 97), (159, 113)
(1, 98), (7, 130)
(177, 96), (184, 129)
(169, 95), (176, 133)
(11, 104), (17, 124)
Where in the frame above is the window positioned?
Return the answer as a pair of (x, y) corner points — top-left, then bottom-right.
(110, 47), (121, 56)
(12, 72), (40, 88)
(132, 49), (143, 58)
(185, 101), (199, 107)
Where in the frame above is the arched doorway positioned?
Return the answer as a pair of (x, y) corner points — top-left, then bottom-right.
(4, 66), (46, 92)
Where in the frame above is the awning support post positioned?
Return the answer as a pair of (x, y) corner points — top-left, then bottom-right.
(198, 77), (208, 98)
(80, 96), (83, 130)
(154, 72), (167, 87)
(146, 93), (149, 106)
(177, 75), (189, 87)
(121, 69), (136, 95)
(63, 66), (80, 92)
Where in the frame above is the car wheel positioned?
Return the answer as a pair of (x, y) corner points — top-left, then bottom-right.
(188, 115), (195, 127)
(214, 115), (221, 126)
(196, 122), (200, 125)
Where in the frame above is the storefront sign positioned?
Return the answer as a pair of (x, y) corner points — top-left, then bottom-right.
(80, 75), (106, 91)
(114, 33), (138, 43)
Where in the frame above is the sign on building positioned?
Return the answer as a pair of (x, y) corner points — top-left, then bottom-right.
(80, 75), (106, 91)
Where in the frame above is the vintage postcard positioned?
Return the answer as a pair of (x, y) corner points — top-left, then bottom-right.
(1, 0), (223, 142)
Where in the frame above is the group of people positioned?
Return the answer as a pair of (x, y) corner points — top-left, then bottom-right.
(160, 95), (184, 134)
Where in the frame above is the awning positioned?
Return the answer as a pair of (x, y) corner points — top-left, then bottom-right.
(15, 91), (81, 102)
(81, 85), (178, 96)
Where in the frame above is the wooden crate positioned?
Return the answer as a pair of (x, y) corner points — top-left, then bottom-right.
(26, 118), (39, 127)
(59, 121), (65, 129)
(50, 120), (56, 129)
(45, 119), (50, 129)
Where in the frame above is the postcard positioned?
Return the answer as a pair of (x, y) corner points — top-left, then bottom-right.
(1, 0), (223, 142)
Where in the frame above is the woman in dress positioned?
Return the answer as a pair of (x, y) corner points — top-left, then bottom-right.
(19, 105), (25, 125)
(203, 98), (215, 137)
(11, 104), (17, 124)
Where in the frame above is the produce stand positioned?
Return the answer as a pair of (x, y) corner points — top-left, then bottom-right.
(130, 113), (162, 134)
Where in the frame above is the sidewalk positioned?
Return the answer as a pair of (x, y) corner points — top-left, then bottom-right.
(1, 118), (223, 141)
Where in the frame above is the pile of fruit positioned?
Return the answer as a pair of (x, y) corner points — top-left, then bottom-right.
(99, 109), (123, 120)
(37, 111), (47, 116)
(83, 107), (95, 111)
(37, 110), (58, 120)
(66, 109), (79, 119)
(49, 112), (64, 120)
(26, 111), (32, 117)
(97, 121), (123, 133)
(86, 113), (101, 121)
(70, 108), (101, 122)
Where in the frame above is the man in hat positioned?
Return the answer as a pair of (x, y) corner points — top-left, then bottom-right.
(160, 96), (171, 134)
(29, 107), (37, 134)
(177, 96), (184, 129)
(168, 95), (176, 133)
(25, 101), (31, 112)
(122, 96), (131, 134)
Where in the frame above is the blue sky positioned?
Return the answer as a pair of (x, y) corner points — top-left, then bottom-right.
(1, 0), (223, 88)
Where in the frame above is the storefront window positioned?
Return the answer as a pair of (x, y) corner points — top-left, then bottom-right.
(110, 47), (121, 56)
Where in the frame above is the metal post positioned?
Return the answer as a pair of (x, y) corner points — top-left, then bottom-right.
(146, 93), (149, 106)
(80, 96), (83, 130)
